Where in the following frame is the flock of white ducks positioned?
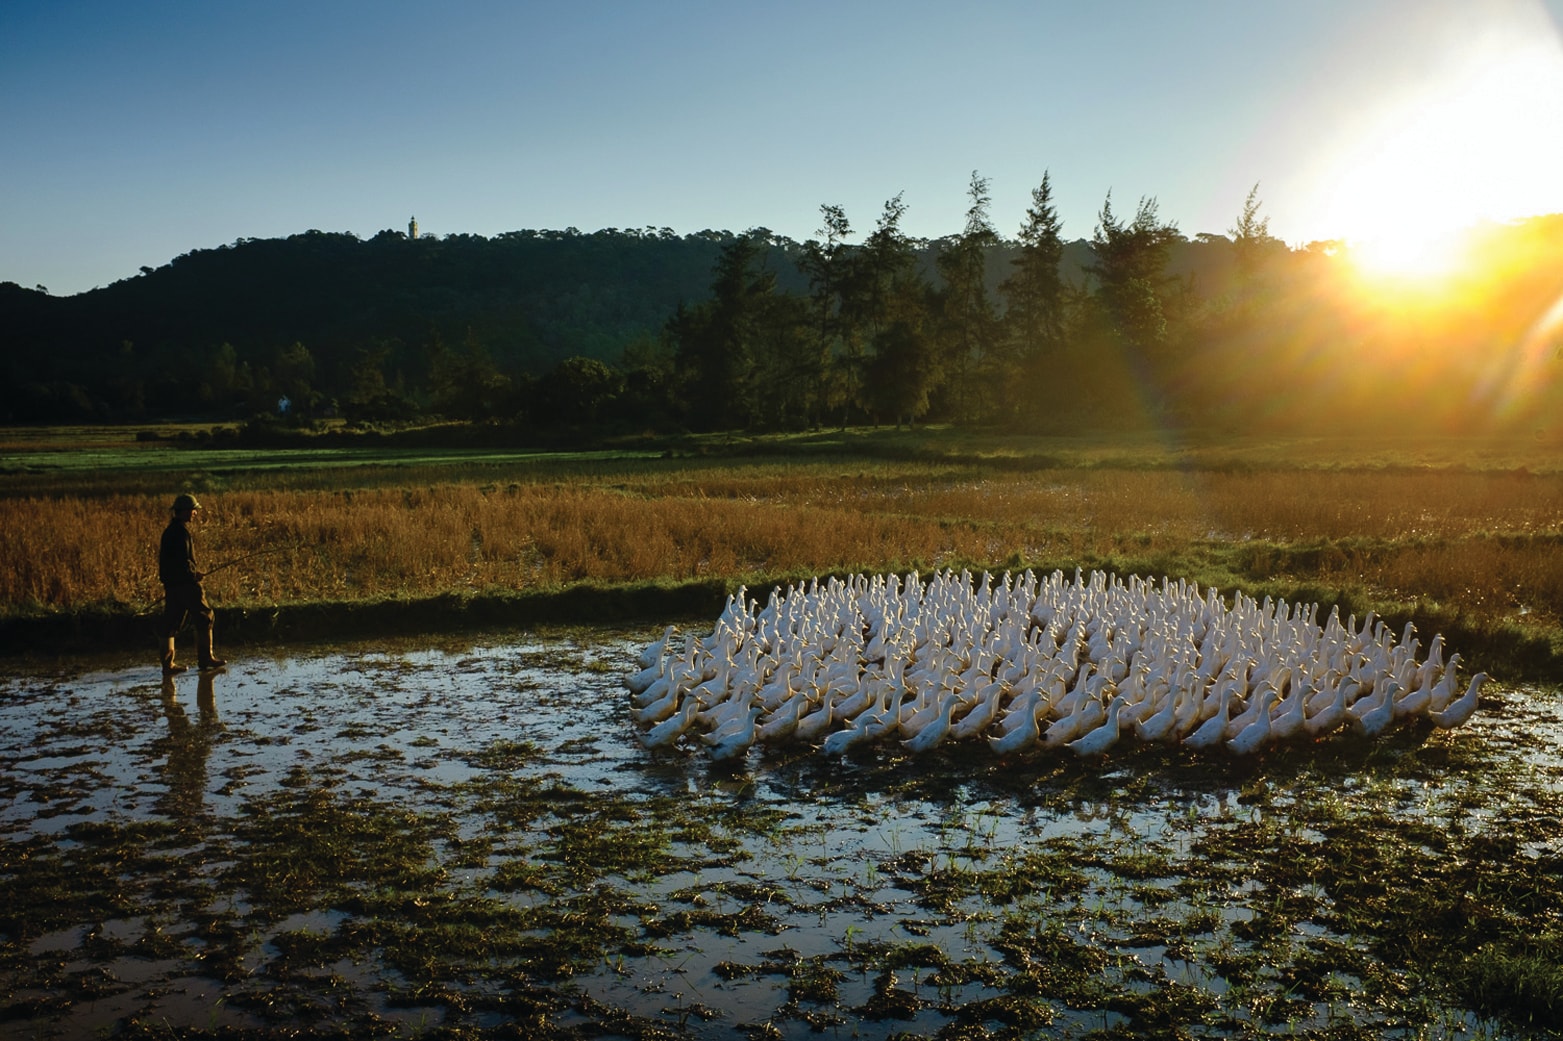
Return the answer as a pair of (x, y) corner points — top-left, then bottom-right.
(625, 569), (1488, 762)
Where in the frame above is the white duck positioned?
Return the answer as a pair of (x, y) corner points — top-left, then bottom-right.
(1169, 675), (1207, 741)
(792, 691), (841, 743)
(1043, 689), (1107, 750)
(988, 694), (1045, 755)
(1131, 684), (1180, 743)
(902, 694), (961, 753)
(636, 625), (678, 669)
(641, 694), (702, 749)
(1301, 677), (1350, 739)
(698, 684), (755, 732)
(1182, 688), (1236, 750)
(1428, 672), (1487, 729)
(706, 704), (762, 762)
(1223, 686), (1271, 741)
(1415, 634), (1446, 689)
(1426, 654), (1465, 713)
(1391, 671), (1435, 720)
(756, 689), (813, 744)
(948, 678), (1007, 741)
(991, 689), (1043, 738)
(1066, 695), (1127, 757)
(1226, 688), (1277, 755)
(1267, 681), (1308, 743)
(632, 680), (685, 726)
(625, 654), (667, 696)
(821, 718), (871, 756)
(704, 699), (761, 742)
(1349, 680), (1398, 737)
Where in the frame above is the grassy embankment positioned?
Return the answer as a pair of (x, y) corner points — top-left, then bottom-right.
(2, 423), (1561, 678)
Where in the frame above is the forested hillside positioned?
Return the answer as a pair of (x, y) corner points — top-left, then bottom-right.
(4, 180), (1561, 439)
(1, 226), (756, 423)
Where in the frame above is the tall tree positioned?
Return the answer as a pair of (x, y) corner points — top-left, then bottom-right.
(851, 193), (934, 426)
(1230, 182), (1277, 280)
(798, 205), (854, 427)
(670, 230), (777, 430)
(1189, 182), (1288, 430)
(852, 193), (915, 335)
(343, 343), (418, 423)
(747, 290), (814, 429)
(1001, 171), (1067, 367)
(1087, 192), (1180, 355)
(934, 171), (999, 420)
(864, 319), (938, 427)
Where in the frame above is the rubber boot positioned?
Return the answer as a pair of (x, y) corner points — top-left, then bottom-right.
(162, 637), (188, 676)
(198, 627), (227, 671)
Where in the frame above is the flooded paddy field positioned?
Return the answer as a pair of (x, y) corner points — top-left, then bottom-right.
(3, 629), (1562, 1040)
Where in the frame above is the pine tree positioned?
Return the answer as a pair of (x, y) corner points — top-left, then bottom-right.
(1002, 170), (1066, 364)
(670, 230), (777, 430)
(1087, 192), (1180, 355)
(934, 171), (999, 420)
(842, 193), (928, 426)
(798, 204), (854, 427)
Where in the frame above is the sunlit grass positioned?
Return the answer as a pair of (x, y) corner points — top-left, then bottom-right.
(4, 466), (1561, 621)
(2, 429), (1562, 665)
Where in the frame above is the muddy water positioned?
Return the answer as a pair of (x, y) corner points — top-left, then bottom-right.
(2, 629), (1560, 1039)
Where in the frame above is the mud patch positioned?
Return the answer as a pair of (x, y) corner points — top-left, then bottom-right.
(2, 631), (1561, 1039)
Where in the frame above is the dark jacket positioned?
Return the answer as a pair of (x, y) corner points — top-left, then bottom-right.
(159, 519), (198, 588)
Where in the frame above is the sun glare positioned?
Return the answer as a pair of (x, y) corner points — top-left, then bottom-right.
(1310, 11), (1563, 287)
(1347, 225), (1471, 283)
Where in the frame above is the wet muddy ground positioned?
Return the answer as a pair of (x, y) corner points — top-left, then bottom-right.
(3, 629), (1562, 1040)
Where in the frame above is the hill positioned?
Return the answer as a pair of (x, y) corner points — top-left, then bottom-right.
(0, 225), (1113, 424)
(5, 215), (1559, 438)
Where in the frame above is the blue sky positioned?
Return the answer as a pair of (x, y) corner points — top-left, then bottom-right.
(5, 0), (1562, 296)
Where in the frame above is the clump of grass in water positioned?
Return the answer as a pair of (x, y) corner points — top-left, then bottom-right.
(1454, 938), (1563, 1032)
(224, 766), (450, 917)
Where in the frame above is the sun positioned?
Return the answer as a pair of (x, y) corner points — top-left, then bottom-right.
(1310, 18), (1563, 286)
(1346, 225), (1471, 284)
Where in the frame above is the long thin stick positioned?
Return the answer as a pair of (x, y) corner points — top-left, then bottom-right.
(142, 542), (300, 610)
(201, 543), (294, 578)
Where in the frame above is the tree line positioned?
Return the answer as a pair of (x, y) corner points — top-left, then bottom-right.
(656, 177), (1563, 438)
(4, 176), (1561, 438)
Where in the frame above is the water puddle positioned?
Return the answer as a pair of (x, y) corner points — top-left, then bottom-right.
(2, 629), (1560, 1038)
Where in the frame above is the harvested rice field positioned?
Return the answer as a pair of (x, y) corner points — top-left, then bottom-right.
(3, 628), (1562, 1040)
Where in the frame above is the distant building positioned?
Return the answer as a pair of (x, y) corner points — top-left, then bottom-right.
(409, 216), (418, 240)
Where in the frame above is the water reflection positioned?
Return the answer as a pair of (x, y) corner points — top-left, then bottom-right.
(4, 637), (1559, 1041)
(155, 671), (220, 817)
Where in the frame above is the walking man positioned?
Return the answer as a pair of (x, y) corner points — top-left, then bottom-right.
(159, 493), (227, 674)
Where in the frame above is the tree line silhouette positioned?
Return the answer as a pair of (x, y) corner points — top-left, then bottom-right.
(4, 174), (1560, 438)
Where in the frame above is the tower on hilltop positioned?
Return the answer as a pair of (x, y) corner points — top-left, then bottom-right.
(409, 216), (418, 240)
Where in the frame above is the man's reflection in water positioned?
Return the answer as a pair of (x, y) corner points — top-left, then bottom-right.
(156, 670), (221, 817)
(196, 669), (218, 726)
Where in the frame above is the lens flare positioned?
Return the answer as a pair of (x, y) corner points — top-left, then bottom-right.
(1307, 12), (1563, 287)
(1482, 290), (1563, 432)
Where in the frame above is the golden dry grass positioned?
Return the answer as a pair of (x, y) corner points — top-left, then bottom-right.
(3, 460), (1561, 626)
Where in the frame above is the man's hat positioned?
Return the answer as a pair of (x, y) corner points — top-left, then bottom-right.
(171, 493), (202, 512)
